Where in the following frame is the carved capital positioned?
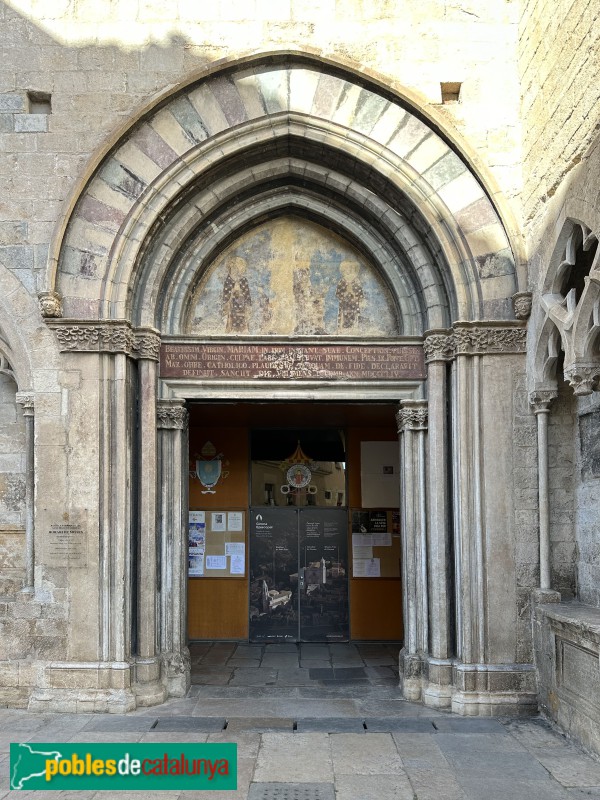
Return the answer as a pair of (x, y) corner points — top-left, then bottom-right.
(49, 320), (134, 355)
(512, 292), (532, 321)
(157, 401), (188, 430)
(396, 401), (428, 432)
(563, 363), (600, 396)
(453, 324), (527, 355)
(16, 392), (34, 415)
(132, 329), (161, 361)
(423, 331), (455, 363)
(529, 389), (558, 413)
(38, 291), (62, 319)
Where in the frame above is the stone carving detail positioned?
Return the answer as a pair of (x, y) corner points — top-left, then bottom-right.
(563, 364), (600, 396)
(157, 404), (188, 430)
(38, 291), (63, 319)
(132, 331), (161, 361)
(0, 351), (15, 382)
(529, 389), (558, 413)
(396, 405), (428, 431)
(512, 292), (533, 320)
(453, 326), (527, 355)
(50, 322), (160, 358)
(15, 392), (35, 414)
(53, 323), (134, 354)
(424, 332), (455, 362)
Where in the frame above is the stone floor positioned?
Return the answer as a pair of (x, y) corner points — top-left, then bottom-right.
(2, 643), (600, 799)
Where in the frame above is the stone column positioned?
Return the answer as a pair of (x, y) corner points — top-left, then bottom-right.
(132, 329), (165, 706)
(157, 400), (190, 697)
(529, 390), (558, 592)
(422, 331), (454, 708)
(397, 399), (428, 702)
(15, 392), (34, 593)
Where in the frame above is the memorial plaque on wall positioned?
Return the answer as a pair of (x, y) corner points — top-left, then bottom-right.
(160, 342), (425, 381)
(45, 523), (88, 568)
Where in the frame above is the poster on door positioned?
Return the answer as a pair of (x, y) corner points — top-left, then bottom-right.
(249, 508), (298, 642)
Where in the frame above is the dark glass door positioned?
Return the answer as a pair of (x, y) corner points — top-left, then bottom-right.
(249, 507), (348, 642)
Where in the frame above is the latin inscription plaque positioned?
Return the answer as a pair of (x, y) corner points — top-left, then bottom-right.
(45, 524), (88, 568)
(160, 343), (425, 381)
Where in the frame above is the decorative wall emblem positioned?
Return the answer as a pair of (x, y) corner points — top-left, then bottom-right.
(512, 291), (532, 320)
(38, 291), (63, 319)
(279, 441), (317, 497)
(190, 441), (229, 494)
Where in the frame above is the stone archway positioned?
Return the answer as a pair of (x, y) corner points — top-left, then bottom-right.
(37, 53), (535, 714)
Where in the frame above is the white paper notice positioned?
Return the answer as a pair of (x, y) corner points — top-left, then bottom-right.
(230, 554), (245, 575)
(225, 542), (245, 556)
(353, 545), (373, 559)
(206, 555), (227, 570)
(352, 532), (392, 547)
(211, 512), (226, 532)
(189, 511), (205, 524)
(353, 558), (381, 577)
(188, 551), (204, 576)
(227, 511), (243, 532)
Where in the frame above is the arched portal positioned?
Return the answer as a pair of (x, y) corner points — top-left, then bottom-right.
(40, 54), (534, 716)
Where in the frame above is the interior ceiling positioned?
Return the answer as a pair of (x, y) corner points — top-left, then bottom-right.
(187, 402), (398, 429)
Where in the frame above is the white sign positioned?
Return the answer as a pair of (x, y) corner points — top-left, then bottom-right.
(227, 511), (244, 532)
(225, 542), (245, 556)
(230, 554), (245, 575)
(352, 545), (373, 559)
(211, 512), (226, 532)
(352, 532), (391, 547)
(206, 555), (227, 570)
(353, 558), (381, 578)
(189, 511), (205, 524)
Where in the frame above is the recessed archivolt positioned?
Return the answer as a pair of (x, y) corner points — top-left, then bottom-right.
(52, 57), (519, 331)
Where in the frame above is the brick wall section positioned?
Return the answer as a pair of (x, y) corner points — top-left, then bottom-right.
(519, 0), (600, 238)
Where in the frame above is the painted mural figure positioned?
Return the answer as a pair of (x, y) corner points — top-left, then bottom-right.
(335, 259), (364, 329)
(222, 256), (251, 333)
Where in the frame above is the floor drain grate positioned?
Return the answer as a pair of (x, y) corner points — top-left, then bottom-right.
(248, 784), (335, 800)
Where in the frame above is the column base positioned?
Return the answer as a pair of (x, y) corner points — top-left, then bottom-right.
(133, 657), (168, 707)
(398, 648), (425, 701)
(28, 687), (137, 714)
(421, 658), (454, 709)
(451, 661), (538, 716)
(162, 648), (191, 697)
(451, 690), (538, 717)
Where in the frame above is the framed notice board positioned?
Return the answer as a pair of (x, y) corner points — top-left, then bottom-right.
(350, 508), (401, 578)
(188, 509), (246, 578)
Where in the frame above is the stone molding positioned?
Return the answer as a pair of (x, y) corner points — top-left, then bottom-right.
(453, 324), (527, 355)
(157, 400), (188, 430)
(38, 291), (63, 319)
(512, 291), (533, 320)
(15, 392), (34, 415)
(396, 401), (428, 432)
(47, 320), (160, 361)
(529, 389), (558, 413)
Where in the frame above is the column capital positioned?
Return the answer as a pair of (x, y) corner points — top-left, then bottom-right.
(132, 328), (161, 361)
(396, 400), (428, 432)
(16, 392), (35, 415)
(157, 400), (188, 430)
(563, 362), (600, 396)
(529, 389), (558, 414)
(423, 330), (455, 363)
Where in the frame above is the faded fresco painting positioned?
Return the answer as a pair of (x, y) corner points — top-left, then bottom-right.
(186, 217), (399, 336)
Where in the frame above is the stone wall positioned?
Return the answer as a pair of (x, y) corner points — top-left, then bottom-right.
(519, 0), (600, 244)
(0, 371), (26, 596)
(576, 395), (600, 607)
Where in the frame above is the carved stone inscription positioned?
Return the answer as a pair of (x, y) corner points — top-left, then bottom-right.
(160, 343), (426, 381)
(45, 524), (88, 568)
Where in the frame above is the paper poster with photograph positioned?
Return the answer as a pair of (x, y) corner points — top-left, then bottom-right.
(188, 551), (204, 576)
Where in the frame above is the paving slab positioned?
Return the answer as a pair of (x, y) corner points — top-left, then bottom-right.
(153, 716), (226, 731)
(225, 718), (295, 734)
(230, 668), (278, 686)
(457, 775), (573, 800)
(331, 732), (405, 775)
(404, 766), (468, 799)
(254, 733), (333, 782)
(208, 730), (262, 759)
(261, 655), (300, 668)
(80, 716), (156, 732)
(365, 717), (436, 732)
(334, 773), (415, 800)
(534, 753), (600, 787)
